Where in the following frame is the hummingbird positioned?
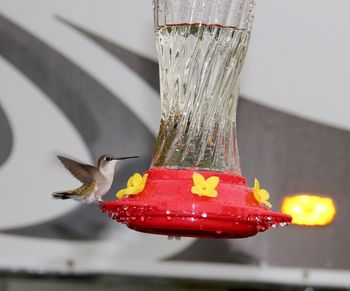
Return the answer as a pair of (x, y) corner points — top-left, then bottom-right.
(53, 154), (139, 203)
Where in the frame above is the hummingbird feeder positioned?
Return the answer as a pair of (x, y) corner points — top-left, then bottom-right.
(101, 0), (292, 238)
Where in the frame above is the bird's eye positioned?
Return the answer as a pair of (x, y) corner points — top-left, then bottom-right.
(106, 157), (111, 161)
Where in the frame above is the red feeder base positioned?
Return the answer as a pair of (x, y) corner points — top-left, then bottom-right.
(101, 169), (292, 238)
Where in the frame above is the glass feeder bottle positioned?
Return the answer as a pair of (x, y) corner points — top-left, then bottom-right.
(151, 0), (256, 175)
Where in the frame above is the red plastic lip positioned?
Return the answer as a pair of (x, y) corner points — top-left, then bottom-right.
(101, 169), (292, 239)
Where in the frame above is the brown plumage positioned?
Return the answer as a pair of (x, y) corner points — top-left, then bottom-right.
(56, 155), (98, 184)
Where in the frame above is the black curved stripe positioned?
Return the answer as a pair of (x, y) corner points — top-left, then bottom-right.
(166, 238), (257, 264)
(0, 101), (13, 167)
(0, 15), (98, 144)
(0, 14), (155, 240)
(56, 15), (160, 92)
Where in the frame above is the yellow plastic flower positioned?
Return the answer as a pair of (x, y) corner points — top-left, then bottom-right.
(116, 173), (148, 199)
(253, 178), (272, 208)
(191, 172), (220, 198)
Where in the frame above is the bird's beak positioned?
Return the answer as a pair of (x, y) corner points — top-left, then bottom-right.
(115, 156), (139, 161)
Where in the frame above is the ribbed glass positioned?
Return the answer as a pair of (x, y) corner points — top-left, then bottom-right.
(151, 0), (256, 174)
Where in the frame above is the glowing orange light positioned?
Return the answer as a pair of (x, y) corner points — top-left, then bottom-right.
(281, 195), (336, 226)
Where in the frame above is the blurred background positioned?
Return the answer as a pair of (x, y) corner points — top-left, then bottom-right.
(1, 0), (350, 290)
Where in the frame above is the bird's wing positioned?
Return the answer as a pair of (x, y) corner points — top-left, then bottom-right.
(57, 155), (98, 184)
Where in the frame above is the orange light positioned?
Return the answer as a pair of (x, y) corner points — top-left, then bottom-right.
(281, 194), (336, 226)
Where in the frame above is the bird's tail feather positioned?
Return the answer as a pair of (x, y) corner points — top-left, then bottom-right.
(52, 191), (81, 200)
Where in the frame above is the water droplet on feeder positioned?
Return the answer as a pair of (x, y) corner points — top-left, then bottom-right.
(140, 216), (145, 222)
(256, 225), (266, 232)
(267, 216), (272, 221)
(166, 210), (171, 215)
(202, 212), (208, 218)
(122, 205), (129, 211)
(279, 222), (288, 227)
(166, 216), (172, 221)
(216, 230), (223, 235)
